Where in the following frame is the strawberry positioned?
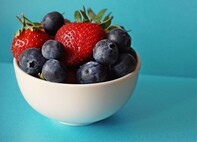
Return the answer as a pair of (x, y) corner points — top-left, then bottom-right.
(65, 68), (77, 84)
(55, 7), (118, 67)
(55, 22), (106, 66)
(11, 14), (52, 61)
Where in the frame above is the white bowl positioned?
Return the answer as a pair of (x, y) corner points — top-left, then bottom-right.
(13, 55), (141, 126)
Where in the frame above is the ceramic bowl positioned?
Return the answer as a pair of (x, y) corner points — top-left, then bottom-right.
(13, 55), (141, 126)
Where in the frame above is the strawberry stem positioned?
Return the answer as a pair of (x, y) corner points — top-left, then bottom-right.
(15, 13), (42, 37)
(74, 6), (123, 32)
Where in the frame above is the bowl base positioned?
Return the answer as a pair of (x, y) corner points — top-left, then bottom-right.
(59, 121), (92, 126)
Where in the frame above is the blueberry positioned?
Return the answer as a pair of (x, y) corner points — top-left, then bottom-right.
(108, 28), (131, 52)
(41, 40), (64, 60)
(122, 47), (137, 62)
(41, 59), (67, 83)
(42, 11), (65, 36)
(19, 48), (46, 76)
(112, 53), (137, 78)
(77, 61), (109, 84)
(93, 39), (119, 65)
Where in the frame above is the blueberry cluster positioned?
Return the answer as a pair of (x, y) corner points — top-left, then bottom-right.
(77, 28), (138, 84)
(19, 40), (67, 83)
(18, 11), (69, 83)
(19, 27), (137, 84)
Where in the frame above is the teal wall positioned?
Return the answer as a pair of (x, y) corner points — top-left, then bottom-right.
(0, 0), (196, 77)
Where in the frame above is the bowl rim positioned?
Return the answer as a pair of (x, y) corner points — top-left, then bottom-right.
(13, 54), (141, 87)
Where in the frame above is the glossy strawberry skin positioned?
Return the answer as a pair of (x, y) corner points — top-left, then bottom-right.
(11, 29), (52, 61)
(55, 22), (106, 66)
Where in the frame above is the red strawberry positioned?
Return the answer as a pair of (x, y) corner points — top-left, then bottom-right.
(65, 68), (77, 84)
(11, 14), (52, 61)
(55, 22), (106, 66)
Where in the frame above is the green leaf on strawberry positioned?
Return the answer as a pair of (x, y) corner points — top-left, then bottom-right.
(74, 11), (82, 22)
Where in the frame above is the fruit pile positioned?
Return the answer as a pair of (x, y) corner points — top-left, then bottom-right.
(11, 7), (138, 84)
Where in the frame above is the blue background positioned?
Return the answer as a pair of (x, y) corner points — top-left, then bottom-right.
(0, 0), (196, 142)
